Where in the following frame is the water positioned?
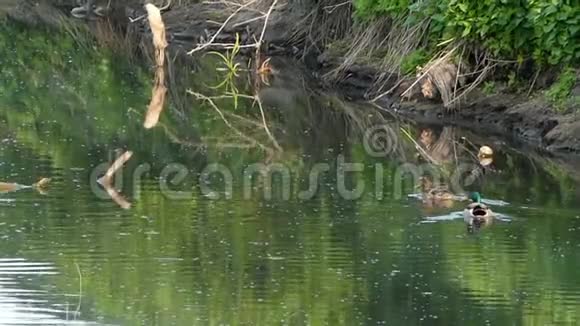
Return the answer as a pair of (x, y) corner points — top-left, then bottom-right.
(1, 20), (580, 326)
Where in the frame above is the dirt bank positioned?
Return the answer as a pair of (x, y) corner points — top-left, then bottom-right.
(393, 95), (580, 154)
(315, 52), (580, 155)
(7, 0), (579, 156)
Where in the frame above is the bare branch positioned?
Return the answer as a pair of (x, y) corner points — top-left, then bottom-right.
(255, 0), (279, 58)
(255, 95), (282, 152)
(99, 151), (133, 185)
(399, 46), (458, 99)
(188, 0), (259, 54)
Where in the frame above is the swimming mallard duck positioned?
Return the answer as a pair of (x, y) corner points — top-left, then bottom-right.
(464, 192), (493, 230)
(426, 186), (455, 201)
(418, 177), (457, 209)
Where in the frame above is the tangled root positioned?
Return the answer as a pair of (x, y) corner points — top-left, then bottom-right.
(418, 60), (462, 109)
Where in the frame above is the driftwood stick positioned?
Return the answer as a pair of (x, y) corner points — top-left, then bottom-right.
(98, 150), (133, 209)
(99, 151), (134, 185)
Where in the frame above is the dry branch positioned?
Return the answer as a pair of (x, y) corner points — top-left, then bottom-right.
(145, 3), (168, 67)
(255, 0), (279, 58)
(102, 183), (132, 210)
(187, 0), (258, 55)
(143, 3), (168, 129)
(99, 151), (134, 185)
(144, 68), (167, 129)
(255, 95), (282, 151)
(400, 47), (457, 98)
(98, 150), (134, 210)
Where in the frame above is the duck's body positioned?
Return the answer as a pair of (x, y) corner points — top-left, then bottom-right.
(426, 187), (455, 201)
(464, 192), (494, 230)
(417, 176), (460, 209)
(0, 178), (50, 194)
(421, 187), (455, 209)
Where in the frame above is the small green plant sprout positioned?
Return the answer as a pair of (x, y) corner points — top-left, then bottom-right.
(208, 33), (242, 109)
(482, 81), (496, 95)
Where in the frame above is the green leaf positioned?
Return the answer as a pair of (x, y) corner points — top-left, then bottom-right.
(545, 5), (558, 15)
(208, 51), (228, 63)
(462, 24), (472, 37)
(545, 23), (557, 33)
(432, 14), (445, 22)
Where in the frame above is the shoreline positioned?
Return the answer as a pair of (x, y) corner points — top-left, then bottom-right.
(6, 0), (579, 157)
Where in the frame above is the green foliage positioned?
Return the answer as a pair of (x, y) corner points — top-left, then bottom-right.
(443, 0), (531, 58)
(353, 0), (412, 19)
(546, 67), (577, 110)
(530, 1), (580, 65)
(482, 81), (496, 95)
(207, 33), (242, 108)
(505, 71), (527, 93)
(353, 0), (580, 67)
(400, 49), (429, 75)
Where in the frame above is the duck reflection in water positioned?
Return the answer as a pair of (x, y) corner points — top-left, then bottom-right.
(0, 178), (50, 195)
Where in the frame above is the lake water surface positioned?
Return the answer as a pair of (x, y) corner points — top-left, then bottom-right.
(1, 20), (580, 326)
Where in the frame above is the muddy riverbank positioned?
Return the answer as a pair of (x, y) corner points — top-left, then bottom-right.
(394, 95), (580, 154)
(6, 0), (579, 156)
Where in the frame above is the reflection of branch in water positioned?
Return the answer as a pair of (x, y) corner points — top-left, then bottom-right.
(157, 122), (258, 149)
(326, 97), (409, 159)
(429, 127), (454, 163)
(223, 110), (272, 129)
(255, 95), (282, 151)
(102, 182), (132, 210)
(144, 67), (167, 129)
(193, 93), (282, 151)
(98, 151), (133, 210)
(401, 127), (438, 164)
(186, 90), (280, 153)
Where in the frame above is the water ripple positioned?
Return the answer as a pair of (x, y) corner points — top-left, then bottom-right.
(0, 259), (106, 325)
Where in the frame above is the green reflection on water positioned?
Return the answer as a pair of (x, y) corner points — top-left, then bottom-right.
(0, 20), (580, 326)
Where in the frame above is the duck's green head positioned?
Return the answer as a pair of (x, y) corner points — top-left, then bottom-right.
(469, 192), (482, 203)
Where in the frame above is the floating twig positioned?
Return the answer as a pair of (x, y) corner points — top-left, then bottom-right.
(99, 151), (133, 186)
(98, 151), (133, 210)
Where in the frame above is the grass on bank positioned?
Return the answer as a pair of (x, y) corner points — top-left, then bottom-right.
(546, 67), (579, 111)
(315, 0), (579, 108)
